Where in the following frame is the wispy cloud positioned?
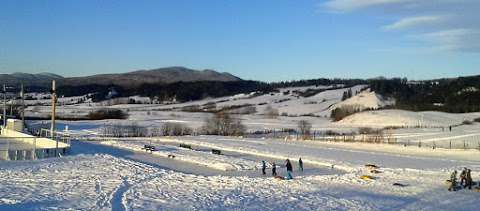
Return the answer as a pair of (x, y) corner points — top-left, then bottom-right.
(323, 0), (480, 52)
(323, 0), (410, 12)
(383, 16), (449, 31)
(415, 29), (480, 52)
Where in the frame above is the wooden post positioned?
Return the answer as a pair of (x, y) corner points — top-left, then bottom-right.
(21, 83), (25, 131)
(3, 84), (6, 128)
(50, 80), (56, 138)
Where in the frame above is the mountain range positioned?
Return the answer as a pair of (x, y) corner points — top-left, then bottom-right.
(0, 66), (241, 88)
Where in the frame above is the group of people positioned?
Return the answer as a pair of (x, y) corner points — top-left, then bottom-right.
(262, 158), (303, 180)
(448, 167), (475, 191)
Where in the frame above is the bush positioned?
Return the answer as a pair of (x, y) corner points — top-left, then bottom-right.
(330, 105), (362, 121)
(161, 122), (192, 136)
(264, 105), (279, 119)
(297, 120), (312, 140)
(201, 112), (245, 136)
(88, 108), (128, 120)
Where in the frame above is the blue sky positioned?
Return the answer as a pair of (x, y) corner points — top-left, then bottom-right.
(0, 0), (479, 81)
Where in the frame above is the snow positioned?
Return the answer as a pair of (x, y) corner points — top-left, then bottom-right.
(99, 140), (259, 171)
(5, 85), (480, 209)
(332, 90), (394, 110)
(0, 138), (479, 210)
(338, 109), (480, 128)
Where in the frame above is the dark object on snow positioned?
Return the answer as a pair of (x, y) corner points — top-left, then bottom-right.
(465, 169), (473, 190)
(393, 183), (408, 187)
(370, 169), (382, 174)
(168, 154), (176, 159)
(179, 144), (192, 149)
(286, 159), (293, 179)
(142, 145), (156, 152)
(272, 162), (277, 176)
(448, 170), (458, 191)
(299, 158), (304, 172)
(365, 164), (379, 169)
(211, 149), (222, 155)
(262, 161), (266, 175)
(460, 168), (467, 186)
(286, 159), (293, 172)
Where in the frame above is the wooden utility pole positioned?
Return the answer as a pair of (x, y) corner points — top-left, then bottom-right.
(21, 83), (25, 131)
(3, 84), (6, 128)
(50, 80), (56, 138)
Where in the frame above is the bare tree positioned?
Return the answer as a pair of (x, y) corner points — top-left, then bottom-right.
(297, 120), (312, 140)
(202, 112), (245, 136)
(161, 122), (192, 136)
(264, 105), (279, 119)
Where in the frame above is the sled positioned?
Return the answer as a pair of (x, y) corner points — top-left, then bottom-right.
(360, 175), (375, 180)
(393, 183), (408, 187)
(365, 164), (379, 169)
(274, 176), (285, 180)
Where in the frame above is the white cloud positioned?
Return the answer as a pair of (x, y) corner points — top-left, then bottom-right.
(323, 0), (480, 52)
(323, 0), (410, 12)
(383, 16), (448, 31)
(417, 29), (480, 52)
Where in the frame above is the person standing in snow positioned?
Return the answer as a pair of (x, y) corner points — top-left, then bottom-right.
(261, 160), (266, 175)
(272, 162), (277, 176)
(286, 159), (293, 180)
(448, 170), (457, 191)
(466, 169), (472, 190)
(460, 167), (467, 186)
(298, 158), (304, 172)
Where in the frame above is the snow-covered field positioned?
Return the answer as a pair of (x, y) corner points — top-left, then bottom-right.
(1, 136), (479, 210)
(3, 84), (480, 210)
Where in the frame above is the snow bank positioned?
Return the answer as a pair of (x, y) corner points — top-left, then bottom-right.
(332, 90), (394, 110)
(338, 109), (480, 127)
(99, 140), (258, 171)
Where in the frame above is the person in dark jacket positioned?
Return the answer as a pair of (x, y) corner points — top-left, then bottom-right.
(261, 160), (266, 175)
(286, 159), (293, 179)
(460, 167), (467, 186)
(448, 170), (457, 191)
(299, 158), (304, 172)
(466, 169), (472, 189)
(272, 162), (277, 176)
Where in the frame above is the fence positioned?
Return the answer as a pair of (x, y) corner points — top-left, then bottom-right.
(0, 128), (71, 161)
(244, 129), (480, 150)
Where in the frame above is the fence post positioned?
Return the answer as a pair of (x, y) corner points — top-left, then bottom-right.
(418, 141), (421, 148)
(464, 140), (466, 150)
(449, 141), (452, 149)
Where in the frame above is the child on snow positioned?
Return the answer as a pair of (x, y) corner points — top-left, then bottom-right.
(465, 169), (472, 190)
(286, 159), (293, 180)
(261, 160), (266, 175)
(460, 168), (467, 186)
(272, 162), (277, 176)
(299, 158), (304, 172)
(448, 170), (457, 191)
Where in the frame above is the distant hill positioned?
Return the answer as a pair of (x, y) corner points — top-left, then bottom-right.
(0, 67), (241, 89)
(0, 72), (64, 87)
(61, 66), (241, 87)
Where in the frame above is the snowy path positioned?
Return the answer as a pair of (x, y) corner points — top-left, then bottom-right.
(158, 136), (480, 171)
